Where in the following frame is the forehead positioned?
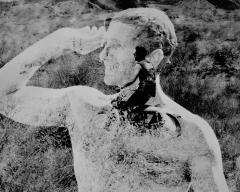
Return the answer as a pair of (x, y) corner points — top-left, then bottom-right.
(105, 21), (138, 44)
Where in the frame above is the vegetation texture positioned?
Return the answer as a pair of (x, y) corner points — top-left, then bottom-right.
(0, 0), (240, 191)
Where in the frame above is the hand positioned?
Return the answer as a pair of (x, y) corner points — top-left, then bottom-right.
(67, 26), (106, 55)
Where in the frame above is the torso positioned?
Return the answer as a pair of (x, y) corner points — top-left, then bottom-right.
(1, 85), (216, 192)
(67, 93), (213, 192)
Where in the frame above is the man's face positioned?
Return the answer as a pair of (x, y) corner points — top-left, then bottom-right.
(99, 22), (141, 88)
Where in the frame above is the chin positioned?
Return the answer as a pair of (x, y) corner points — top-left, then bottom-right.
(104, 76), (116, 86)
(104, 75), (123, 88)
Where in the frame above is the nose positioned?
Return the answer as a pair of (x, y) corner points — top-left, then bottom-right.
(99, 46), (109, 62)
(99, 48), (106, 62)
(99, 47), (107, 62)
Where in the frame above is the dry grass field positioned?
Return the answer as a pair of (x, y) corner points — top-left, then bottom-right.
(0, 0), (240, 191)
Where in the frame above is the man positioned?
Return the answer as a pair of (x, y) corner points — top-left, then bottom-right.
(0, 8), (229, 192)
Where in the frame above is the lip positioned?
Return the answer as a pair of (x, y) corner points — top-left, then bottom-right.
(104, 62), (119, 71)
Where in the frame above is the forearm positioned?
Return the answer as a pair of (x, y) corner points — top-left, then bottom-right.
(0, 29), (69, 95)
(0, 27), (105, 96)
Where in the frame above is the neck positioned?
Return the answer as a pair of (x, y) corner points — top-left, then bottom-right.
(112, 70), (155, 109)
(117, 78), (140, 103)
(112, 73), (193, 119)
(154, 74), (193, 118)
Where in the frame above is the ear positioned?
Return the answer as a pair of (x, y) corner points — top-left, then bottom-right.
(145, 49), (164, 68)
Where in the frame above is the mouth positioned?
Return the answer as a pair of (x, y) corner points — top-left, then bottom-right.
(104, 63), (119, 73)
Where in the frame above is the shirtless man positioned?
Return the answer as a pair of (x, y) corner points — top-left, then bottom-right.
(0, 8), (229, 192)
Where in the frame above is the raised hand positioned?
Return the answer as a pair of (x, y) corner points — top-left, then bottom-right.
(0, 26), (106, 97)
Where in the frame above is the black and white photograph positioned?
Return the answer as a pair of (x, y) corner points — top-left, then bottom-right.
(0, 0), (240, 191)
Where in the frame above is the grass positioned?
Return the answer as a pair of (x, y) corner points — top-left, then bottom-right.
(161, 28), (240, 189)
(0, 0), (240, 191)
(0, 114), (77, 192)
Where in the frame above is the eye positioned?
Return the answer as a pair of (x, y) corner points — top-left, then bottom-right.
(104, 17), (112, 31)
(102, 41), (107, 47)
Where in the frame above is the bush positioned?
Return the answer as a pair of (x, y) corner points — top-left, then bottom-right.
(212, 46), (239, 72)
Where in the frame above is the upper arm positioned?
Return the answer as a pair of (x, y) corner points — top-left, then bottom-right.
(7, 86), (71, 127)
(190, 155), (219, 191)
(190, 154), (229, 192)
(6, 85), (109, 127)
(0, 26), (106, 125)
(189, 117), (229, 192)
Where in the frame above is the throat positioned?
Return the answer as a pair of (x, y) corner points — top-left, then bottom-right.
(111, 72), (165, 131)
(113, 79), (140, 107)
(112, 70), (157, 110)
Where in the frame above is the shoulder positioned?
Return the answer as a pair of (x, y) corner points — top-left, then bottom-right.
(182, 115), (223, 165)
(191, 115), (221, 154)
(184, 115), (229, 191)
(65, 86), (116, 132)
(66, 85), (112, 108)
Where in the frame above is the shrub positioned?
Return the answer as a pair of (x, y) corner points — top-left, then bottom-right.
(212, 46), (239, 71)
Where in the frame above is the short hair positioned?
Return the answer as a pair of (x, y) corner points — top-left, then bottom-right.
(111, 8), (178, 57)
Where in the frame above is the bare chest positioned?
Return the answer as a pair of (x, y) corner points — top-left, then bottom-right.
(70, 106), (193, 192)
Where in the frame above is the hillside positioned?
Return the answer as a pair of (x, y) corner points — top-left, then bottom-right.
(0, 0), (240, 191)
